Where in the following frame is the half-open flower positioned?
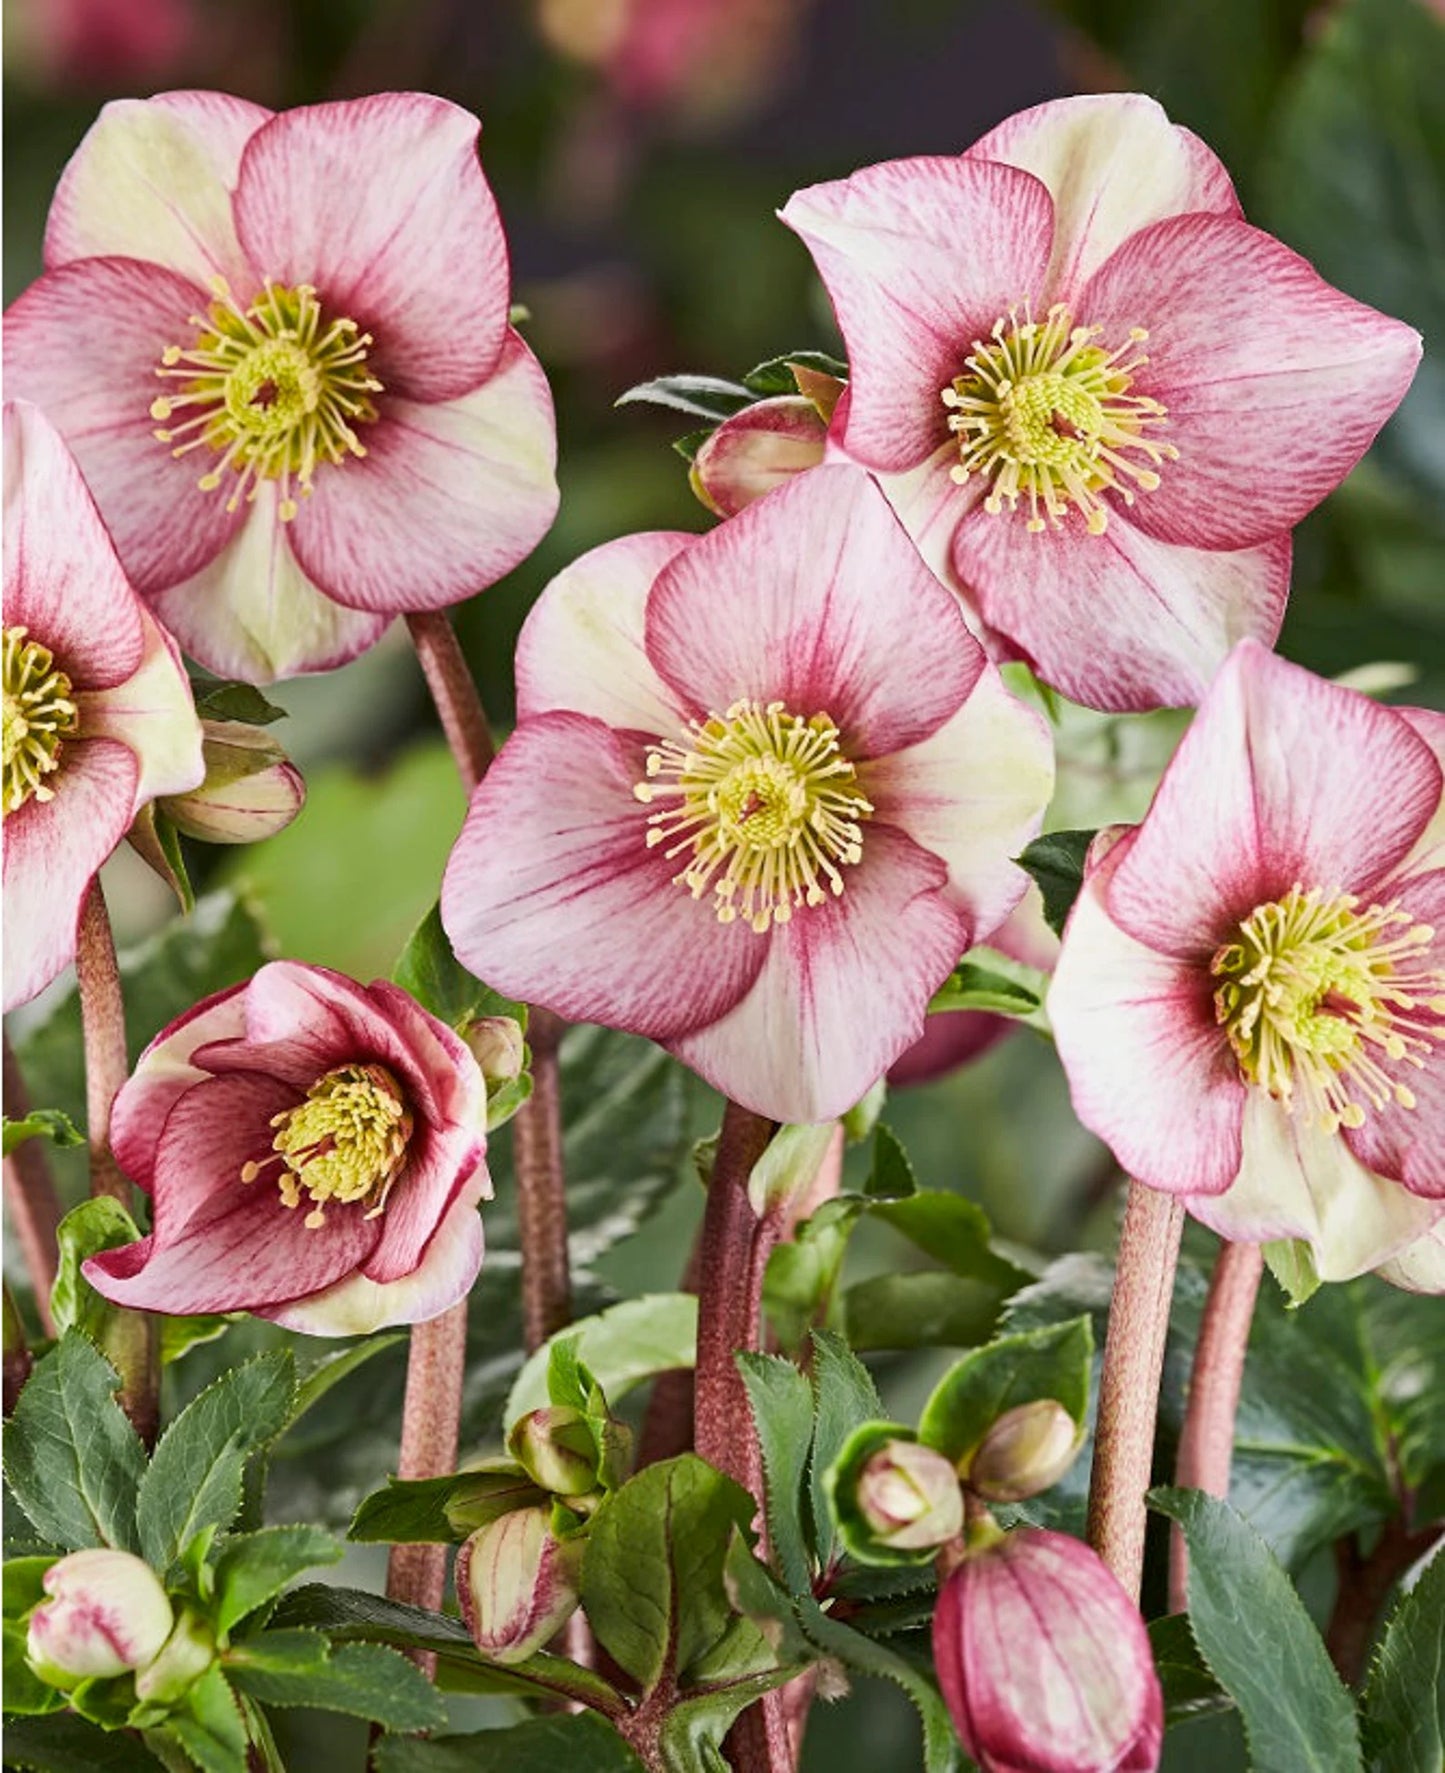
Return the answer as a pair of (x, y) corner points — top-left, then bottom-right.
(782, 93), (1420, 712)
(5, 90), (559, 682)
(1049, 642), (1445, 1286)
(441, 464), (1053, 1124)
(83, 961), (491, 1334)
(3, 399), (203, 1012)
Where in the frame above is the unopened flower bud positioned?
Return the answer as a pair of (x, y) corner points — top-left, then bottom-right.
(462, 1016), (526, 1089)
(856, 1439), (963, 1551)
(133, 1606), (215, 1704)
(26, 1550), (173, 1689)
(456, 1506), (584, 1664)
(690, 395), (829, 518)
(964, 1399), (1079, 1503)
(158, 719), (304, 844)
(508, 1406), (600, 1496)
(933, 1529), (1163, 1773)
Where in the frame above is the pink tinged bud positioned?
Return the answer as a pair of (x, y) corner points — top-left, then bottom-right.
(26, 1549), (173, 1688)
(933, 1529), (1164, 1773)
(856, 1439), (963, 1552)
(158, 719), (305, 845)
(462, 1016), (526, 1089)
(456, 1506), (584, 1664)
(690, 396), (829, 518)
(508, 1406), (600, 1496)
(964, 1399), (1080, 1504)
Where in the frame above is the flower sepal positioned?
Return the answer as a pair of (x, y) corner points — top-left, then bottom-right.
(157, 718), (305, 846)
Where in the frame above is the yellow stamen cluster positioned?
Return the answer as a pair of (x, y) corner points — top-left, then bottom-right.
(152, 278), (382, 521)
(3, 626), (79, 816)
(242, 1063), (412, 1230)
(1213, 884), (1445, 1134)
(941, 303), (1176, 535)
(634, 698), (872, 934)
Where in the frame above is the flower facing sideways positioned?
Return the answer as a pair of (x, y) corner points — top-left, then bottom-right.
(781, 93), (1421, 712)
(441, 464), (1053, 1125)
(1049, 641), (1445, 1289)
(84, 962), (491, 1334)
(5, 90), (559, 683)
(3, 399), (203, 1012)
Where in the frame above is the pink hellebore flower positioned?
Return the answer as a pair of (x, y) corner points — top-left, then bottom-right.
(781, 94), (1421, 713)
(1049, 641), (1445, 1288)
(5, 90), (559, 684)
(83, 961), (491, 1335)
(3, 399), (203, 1012)
(441, 464), (1053, 1125)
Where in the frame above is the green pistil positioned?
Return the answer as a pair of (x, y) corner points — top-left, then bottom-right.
(242, 1062), (413, 1230)
(3, 626), (79, 816)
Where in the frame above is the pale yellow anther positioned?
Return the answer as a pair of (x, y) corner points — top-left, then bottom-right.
(3, 627), (80, 817)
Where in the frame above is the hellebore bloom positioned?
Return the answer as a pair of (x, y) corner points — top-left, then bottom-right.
(27, 1550), (174, 1689)
(84, 961), (490, 1334)
(1049, 641), (1445, 1286)
(5, 90), (559, 682)
(456, 1505), (584, 1665)
(441, 464), (1054, 1124)
(3, 399), (203, 1012)
(933, 1528), (1163, 1773)
(781, 93), (1421, 712)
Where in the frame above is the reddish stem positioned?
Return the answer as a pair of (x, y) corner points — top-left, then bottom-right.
(511, 1007), (572, 1352)
(3, 1033), (64, 1331)
(1325, 1519), (1442, 1685)
(406, 611), (494, 792)
(386, 1297), (469, 1630)
(75, 879), (130, 1207)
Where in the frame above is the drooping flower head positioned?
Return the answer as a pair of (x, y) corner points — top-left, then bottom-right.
(5, 91), (559, 683)
(3, 399), (203, 1011)
(781, 94), (1421, 712)
(84, 962), (491, 1334)
(441, 464), (1053, 1124)
(1049, 641), (1445, 1287)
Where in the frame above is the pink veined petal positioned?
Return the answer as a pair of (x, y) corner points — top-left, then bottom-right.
(84, 1072), (381, 1315)
(669, 824), (966, 1124)
(44, 90), (270, 288)
(514, 529), (695, 731)
(285, 332), (559, 617)
(1079, 214), (1422, 552)
(1048, 851), (1246, 1197)
(1391, 707), (1445, 877)
(779, 158), (1054, 473)
(1, 740), (136, 1014)
(860, 662), (1053, 938)
(691, 395), (829, 517)
(966, 93), (1240, 301)
(3, 399), (144, 688)
(80, 608), (204, 808)
(364, 980), (490, 1147)
(441, 711), (767, 1041)
(856, 443), (977, 605)
(234, 93), (509, 403)
(1375, 1222), (1445, 1296)
(645, 464), (984, 758)
(363, 1128), (487, 1284)
(950, 496), (1292, 713)
(1106, 642), (1443, 955)
(110, 985), (248, 1194)
(4, 258), (246, 595)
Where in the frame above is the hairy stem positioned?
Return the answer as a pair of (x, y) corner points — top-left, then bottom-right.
(75, 879), (130, 1206)
(512, 1007), (572, 1351)
(1086, 1181), (1184, 1602)
(386, 1299), (470, 1628)
(3, 1032), (64, 1331)
(406, 610), (494, 791)
(1169, 1239), (1264, 1613)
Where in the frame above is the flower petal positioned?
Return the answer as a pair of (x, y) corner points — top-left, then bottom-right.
(514, 530), (693, 730)
(80, 609), (204, 807)
(365, 1135), (487, 1284)
(1375, 1223), (1445, 1295)
(44, 90), (269, 288)
(441, 711), (766, 1040)
(967, 93), (1239, 299)
(780, 158), (1053, 472)
(111, 985), (248, 1193)
(645, 464), (984, 757)
(285, 333), (558, 616)
(691, 396), (829, 517)
(669, 824), (965, 1123)
(234, 93), (509, 403)
(950, 497), (1292, 712)
(1080, 214), (1422, 551)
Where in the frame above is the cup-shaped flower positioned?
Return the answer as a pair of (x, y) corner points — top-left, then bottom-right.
(26, 1550), (174, 1689)
(5, 91), (559, 683)
(3, 399), (203, 1012)
(1049, 641), (1445, 1287)
(456, 1505), (584, 1665)
(855, 1438), (964, 1552)
(157, 718), (304, 844)
(441, 464), (1053, 1123)
(81, 961), (491, 1333)
(964, 1398), (1079, 1504)
(933, 1528), (1163, 1773)
(781, 94), (1420, 713)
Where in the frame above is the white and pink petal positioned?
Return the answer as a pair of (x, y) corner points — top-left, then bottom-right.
(80, 609), (204, 809)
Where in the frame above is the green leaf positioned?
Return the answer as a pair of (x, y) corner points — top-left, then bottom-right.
(1148, 1614), (1229, 1725)
(288, 1335), (404, 1429)
(3, 1331), (146, 1552)
(867, 1192), (1033, 1292)
(807, 1330), (884, 1574)
(2, 1109), (83, 1157)
(615, 373), (754, 421)
(919, 1318), (1092, 1465)
(160, 1316), (237, 1368)
(580, 1455), (754, 1695)
(136, 1351), (296, 1572)
(658, 1666), (805, 1773)
(506, 1294), (698, 1424)
(1265, 1238), (1323, 1307)
(1015, 829), (1096, 937)
(736, 1353), (816, 1594)
(762, 1197), (863, 1353)
(1150, 1487), (1362, 1772)
(225, 1632), (447, 1732)
(798, 1600), (959, 1773)
(926, 953), (1048, 1024)
(374, 1713), (645, 1773)
(0, 1714), (167, 1770)
(190, 680), (286, 726)
(842, 1271), (1002, 1352)
(865, 1123), (917, 1200)
(1361, 1551), (1445, 1773)
(741, 350), (848, 396)
(671, 426), (714, 463)
(3, 1615), (65, 1715)
(349, 1466), (542, 1546)
(211, 1526), (343, 1637)
(390, 902), (525, 1031)
(49, 1198), (142, 1341)
(166, 1663), (248, 1773)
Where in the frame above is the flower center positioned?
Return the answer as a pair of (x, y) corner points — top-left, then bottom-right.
(941, 303), (1176, 535)
(1212, 884), (1445, 1133)
(241, 1062), (412, 1230)
(634, 698), (872, 934)
(152, 279), (382, 522)
(3, 626), (79, 817)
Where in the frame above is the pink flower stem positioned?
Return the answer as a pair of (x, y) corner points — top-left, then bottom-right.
(406, 610), (494, 790)
(1086, 1180), (1185, 1603)
(1168, 1239), (1264, 1613)
(511, 1006), (572, 1350)
(3, 1032), (63, 1331)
